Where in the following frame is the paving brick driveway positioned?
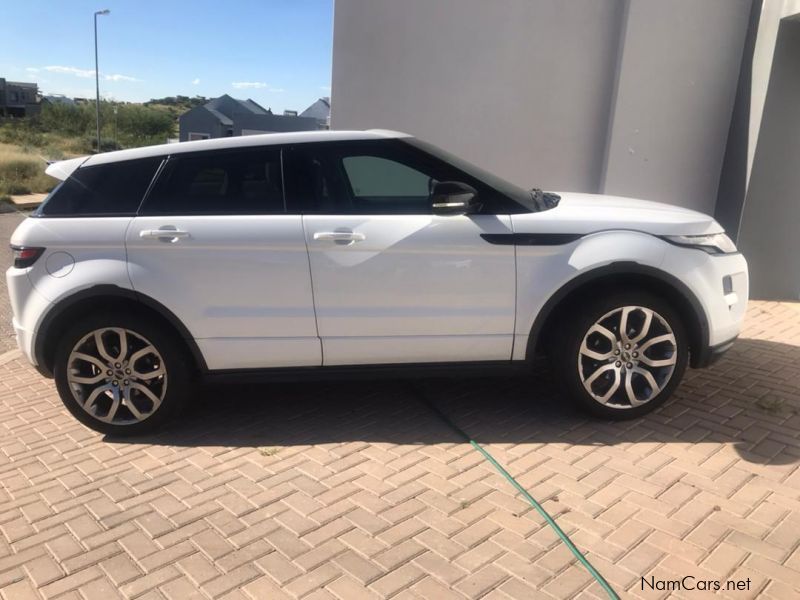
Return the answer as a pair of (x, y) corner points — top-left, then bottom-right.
(1, 213), (799, 598)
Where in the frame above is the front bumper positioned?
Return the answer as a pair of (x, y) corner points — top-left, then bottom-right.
(661, 248), (748, 368)
(693, 335), (738, 369)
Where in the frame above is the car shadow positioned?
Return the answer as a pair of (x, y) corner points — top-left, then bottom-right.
(109, 338), (800, 466)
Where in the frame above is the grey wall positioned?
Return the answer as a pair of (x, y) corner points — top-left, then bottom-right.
(332, 0), (751, 213)
(332, 0), (625, 193)
(601, 0), (751, 212)
(737, 19), (800, 300)
(179, 107), (224, 142)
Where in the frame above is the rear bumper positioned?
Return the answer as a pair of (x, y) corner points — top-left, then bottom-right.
(6, 268), (37, 365)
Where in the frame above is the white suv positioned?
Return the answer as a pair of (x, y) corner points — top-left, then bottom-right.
(7, 130), (748, 435)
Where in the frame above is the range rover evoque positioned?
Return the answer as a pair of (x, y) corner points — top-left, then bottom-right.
(7, 130), (748, 435)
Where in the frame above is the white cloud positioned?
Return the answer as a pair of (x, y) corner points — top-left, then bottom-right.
(320, 85), (331, 92)
(26, 67), (40, 73)
(192, 78), (200, 85)
(44, 65), (95, 78)
(104, 73), (139, 82)
(41, 65), (139, 82)
(232, 81), (267, 89)
(230, 82), (285, 92)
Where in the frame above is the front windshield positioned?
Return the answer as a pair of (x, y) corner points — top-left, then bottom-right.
(402, 137), (537, 211)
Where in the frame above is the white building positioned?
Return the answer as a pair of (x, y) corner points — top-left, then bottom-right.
(331, 0), (800, 300)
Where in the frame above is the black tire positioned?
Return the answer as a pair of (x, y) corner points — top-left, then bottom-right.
(551, 289), (688, 420)
(54, 312), (192, 436)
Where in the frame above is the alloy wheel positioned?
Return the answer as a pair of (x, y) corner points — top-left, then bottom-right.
(66, 328), (168, 425)
(577, 306), (678, 409)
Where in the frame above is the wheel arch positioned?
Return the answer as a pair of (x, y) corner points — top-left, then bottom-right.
(527, 262), (710, 368)
(34, 285), (207, 377)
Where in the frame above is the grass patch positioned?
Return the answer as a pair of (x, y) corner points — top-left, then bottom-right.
(755, 394), (785, 415)
(0, 143), (58, 197)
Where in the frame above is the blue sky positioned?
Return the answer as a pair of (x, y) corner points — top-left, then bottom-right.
(2, 0), (333, 112)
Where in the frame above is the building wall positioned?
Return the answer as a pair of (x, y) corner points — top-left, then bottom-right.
(332, 0), (624, 194)
(738, 18), (800, 299)
(178, 107), (224, 142)
(331, 0), (751, 213)
(601, 0), (750, 212)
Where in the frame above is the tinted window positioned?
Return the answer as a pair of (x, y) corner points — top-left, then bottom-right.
(142, 149), (283, 215)
(285, 142), (438, 214)
(39, 158), (161, 217)
(284, 140), (520, 215)
(343, 156), (430, 198)
(282, 145), (342, 213)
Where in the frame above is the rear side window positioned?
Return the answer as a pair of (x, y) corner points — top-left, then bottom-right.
(39, 158), (161, 217)
(141, 148), (284, 215)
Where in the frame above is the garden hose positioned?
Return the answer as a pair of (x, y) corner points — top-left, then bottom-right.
(418, 393), (620, 600)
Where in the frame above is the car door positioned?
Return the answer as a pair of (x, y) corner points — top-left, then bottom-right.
(283, 140), (516, 366)
(126, 146), (320, 370)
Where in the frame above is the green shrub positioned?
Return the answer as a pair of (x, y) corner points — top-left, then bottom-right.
(0, 158), (40, 181)
(0, 182), (31, 195)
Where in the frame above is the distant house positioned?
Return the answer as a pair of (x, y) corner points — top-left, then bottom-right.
(300, 97), (330, 128)
(0, 79), (41, 117)
(42, 94), (75, 107)
(178, 94), (319, 142)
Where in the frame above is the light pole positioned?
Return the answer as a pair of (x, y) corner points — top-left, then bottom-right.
(94, 9), (110, 152)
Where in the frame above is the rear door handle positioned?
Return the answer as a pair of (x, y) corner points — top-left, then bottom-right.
(140, 227), (191, 241)
(313, 231), (366, 243)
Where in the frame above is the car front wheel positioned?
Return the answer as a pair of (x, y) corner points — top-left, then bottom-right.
(54, 313), (191, 436)
(553, 290), (688, 419)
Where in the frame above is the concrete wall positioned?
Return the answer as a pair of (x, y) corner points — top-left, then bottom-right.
(738, 18), (800, 299)
(331, 0), (751, 213)
(601, 0), (750, 212)
(747, 0), (800, 182)
(332, 0), (625, 194)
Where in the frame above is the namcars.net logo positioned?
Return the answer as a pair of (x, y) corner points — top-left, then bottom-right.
(642, 576), (752, 593)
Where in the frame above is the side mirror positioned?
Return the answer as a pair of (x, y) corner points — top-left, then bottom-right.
(431, 181), (479, 215)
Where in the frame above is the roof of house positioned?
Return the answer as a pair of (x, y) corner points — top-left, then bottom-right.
(43, 94), (75, 106)
(46, 130), (412, 177)
(300, 97), (331, 121)
(204, 106), (233, 125)
(5, 81), (38, 89)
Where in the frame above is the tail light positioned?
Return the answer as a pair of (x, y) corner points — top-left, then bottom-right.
(11, 246), (45, 269)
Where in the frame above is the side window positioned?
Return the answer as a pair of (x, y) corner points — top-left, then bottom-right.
(342, 156), (430, 198)
(142, 148), (283, 215)
(39, 157), (161, 217)
(282, 145), (341, 214)
(340, 155), (432, 214)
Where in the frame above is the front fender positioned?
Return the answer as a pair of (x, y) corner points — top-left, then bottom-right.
(514, 230), (667, 338)
(512, 231), (710, 363)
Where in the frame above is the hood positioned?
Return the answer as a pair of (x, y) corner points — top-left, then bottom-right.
(512, 192), (722, 236)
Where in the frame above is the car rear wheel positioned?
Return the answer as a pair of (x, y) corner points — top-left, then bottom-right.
(553, 290), (688, 419)
(54, 313), (191, 436)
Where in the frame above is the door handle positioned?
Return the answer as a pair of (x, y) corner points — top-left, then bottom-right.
(313, 231), (366, 243)
(139, 227), (191, 241)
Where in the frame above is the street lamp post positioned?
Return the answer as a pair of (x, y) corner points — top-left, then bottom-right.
(94, 9), (110, 153)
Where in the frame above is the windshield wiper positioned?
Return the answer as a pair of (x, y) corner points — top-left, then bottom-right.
(530, 188), (561, 211)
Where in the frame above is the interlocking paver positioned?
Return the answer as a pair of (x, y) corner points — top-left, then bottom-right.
(0, 300), (799, 598)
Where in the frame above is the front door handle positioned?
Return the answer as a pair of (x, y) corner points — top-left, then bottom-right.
(313, 231), (366, 243)
(139, 226), (191, 242)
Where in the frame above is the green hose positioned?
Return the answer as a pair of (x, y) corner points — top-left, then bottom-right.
(420, 396), (620, 600)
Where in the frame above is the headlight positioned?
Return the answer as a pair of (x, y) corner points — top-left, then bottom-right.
(663, 233), (737, 254)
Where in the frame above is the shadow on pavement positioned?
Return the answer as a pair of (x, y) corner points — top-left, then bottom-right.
(109, 338), (800, 466)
